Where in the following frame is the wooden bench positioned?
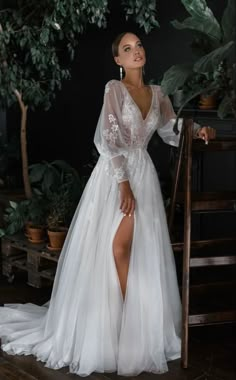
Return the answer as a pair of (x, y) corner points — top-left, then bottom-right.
(1, 234), (60, 288)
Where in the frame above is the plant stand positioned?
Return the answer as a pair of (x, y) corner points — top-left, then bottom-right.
(1, 234), (60, 288)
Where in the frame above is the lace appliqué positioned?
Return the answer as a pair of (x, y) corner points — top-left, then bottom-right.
(114, 167), (126, 182)
(102, 114), (119, 145)
(105, 84), (110, 94)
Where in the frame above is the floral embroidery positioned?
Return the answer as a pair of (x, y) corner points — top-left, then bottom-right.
(108, 114), (116, 123)
(102, 113), (119, 145)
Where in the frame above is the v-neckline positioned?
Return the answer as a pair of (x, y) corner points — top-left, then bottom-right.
(120, 81), (154, 122)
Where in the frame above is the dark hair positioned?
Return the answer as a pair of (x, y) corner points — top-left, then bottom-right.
(112, 32), (138, 57)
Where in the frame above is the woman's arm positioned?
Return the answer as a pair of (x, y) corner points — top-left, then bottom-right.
(156, 86), (216, 146)
(94, 80), (135, 216)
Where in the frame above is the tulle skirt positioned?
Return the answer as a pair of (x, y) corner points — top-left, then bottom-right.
(0, 149), (181, 376)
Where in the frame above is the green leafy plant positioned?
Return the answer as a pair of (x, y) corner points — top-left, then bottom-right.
(0, 193), (50, 237)
(27, 195), (49, 227)
(0, 200), (29, 237)
(0, 159), (84, 237)
(46, 185), (74, 231)
(29, 160), (85, 230)
(122, 0), (159, 33)
(161, 0), (236, 119)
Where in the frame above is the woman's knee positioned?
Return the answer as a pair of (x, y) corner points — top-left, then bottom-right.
(113, 215), (134, 262)
(113, 244), (130, 262)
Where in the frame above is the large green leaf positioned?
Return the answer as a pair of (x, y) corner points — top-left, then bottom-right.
(9, 201), (17, 209)
(175, 84), (217, 119)
(42, 166), (60, 193)
(0, 228), (6, 238)
(161, 64), (193, 95)
(221, 0), (236, 43)
(29, 163), (47, 183)
(217, 95), (233, 119)
(52, 160), (78, 174)
(171, 0), (221, 43)
(193, 41), (235, 73)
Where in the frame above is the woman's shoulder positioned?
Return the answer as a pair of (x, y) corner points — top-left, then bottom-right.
(150, 84), (162, 94)
(104, 79), (123, 96)
(151, 85), (168, 102)
(105, 79), (121, 90)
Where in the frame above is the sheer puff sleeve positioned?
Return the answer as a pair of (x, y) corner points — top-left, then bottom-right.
(94, 80), (129, 183)
(156, 86), (200, 147)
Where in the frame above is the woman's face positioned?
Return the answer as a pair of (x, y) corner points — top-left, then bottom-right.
(115, 33), (146, 71)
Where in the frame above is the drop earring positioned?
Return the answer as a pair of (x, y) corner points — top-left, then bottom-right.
(120, 66), (123, 80)
(142, 66), (145, 76)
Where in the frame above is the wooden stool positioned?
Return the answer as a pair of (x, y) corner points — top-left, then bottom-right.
(168, 119), (236, 368)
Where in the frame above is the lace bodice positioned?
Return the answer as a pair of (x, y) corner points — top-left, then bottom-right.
(94, 80), (191, 183)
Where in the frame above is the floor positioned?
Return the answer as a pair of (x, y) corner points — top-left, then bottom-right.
(0, 274), (235, 380)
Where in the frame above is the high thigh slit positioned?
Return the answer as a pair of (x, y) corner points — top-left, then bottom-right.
(112, 214), (134, 299)
(0, 79), (184, 376)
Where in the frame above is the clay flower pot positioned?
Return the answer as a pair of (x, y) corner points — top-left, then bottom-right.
(27, 225), (46, 243)
(47, 227), (68, 251)
(199, 94), (217, 109)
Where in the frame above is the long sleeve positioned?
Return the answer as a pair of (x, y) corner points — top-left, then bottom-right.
(94, 80), (129, 183)
(156, 86), (200, 147)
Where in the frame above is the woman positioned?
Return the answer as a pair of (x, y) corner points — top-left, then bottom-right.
(0, 32), (216, 376)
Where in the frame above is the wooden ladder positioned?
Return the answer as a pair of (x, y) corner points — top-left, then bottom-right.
(168, 119), (236, 368)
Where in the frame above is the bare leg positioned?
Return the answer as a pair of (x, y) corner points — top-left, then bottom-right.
(113, 215), (134, 299)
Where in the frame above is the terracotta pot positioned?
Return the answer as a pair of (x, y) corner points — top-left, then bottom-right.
(47, 227), (68, 251)
(27, 225), (45, 243)
(199, 94), (217, 109)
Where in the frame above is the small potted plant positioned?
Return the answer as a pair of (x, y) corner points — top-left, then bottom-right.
(46, 186), (71, 251)
(0, 196), (48, 243)
(0, 160), (85, 244)
(29, 160), (84, 251)
(26, 195), (48, 243)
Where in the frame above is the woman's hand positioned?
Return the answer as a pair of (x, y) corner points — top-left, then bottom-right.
(119, 181), (135, 217)
(197, 126), (216, 144)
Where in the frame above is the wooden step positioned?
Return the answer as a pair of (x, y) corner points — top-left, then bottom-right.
(186, 281), (236, 325)
(193, 137), (236, 152)
(172, 238), (236, 267)
(190, 255), (236, 267)
(172, 237), (236, 252)
(189, 310), (236, 326)
(176, 191), (236, 211)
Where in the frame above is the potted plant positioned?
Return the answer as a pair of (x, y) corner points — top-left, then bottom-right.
(0, 193), (49, 242)
(26, 195), (48, 243)
(161, 0), (236, 119)
(46, 186), (72, 251)
(0, 159), (83, 242)
(29, 160), (84, 250)
(46, 169), (84, 251)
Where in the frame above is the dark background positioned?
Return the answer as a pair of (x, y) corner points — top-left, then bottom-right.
(3, 0), (229, 187)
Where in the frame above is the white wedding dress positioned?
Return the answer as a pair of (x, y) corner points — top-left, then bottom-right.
(0, 80), (189, 376)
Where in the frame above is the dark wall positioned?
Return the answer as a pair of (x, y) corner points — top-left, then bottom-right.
(7, 0), (228, 182)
